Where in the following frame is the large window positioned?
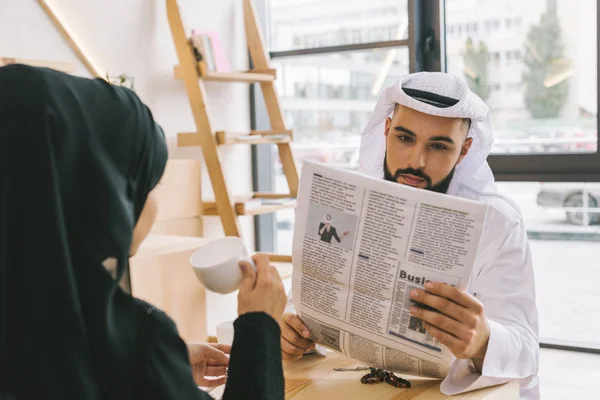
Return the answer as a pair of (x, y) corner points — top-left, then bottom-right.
(445, 0), (600, 351)
(253, 0), (600, 353)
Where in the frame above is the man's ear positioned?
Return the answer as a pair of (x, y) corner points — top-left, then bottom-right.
(457, 137), (473, 165)
(384, 117), (392, 138)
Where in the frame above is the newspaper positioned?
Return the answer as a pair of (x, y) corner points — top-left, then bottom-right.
(291, 161), (488, 379)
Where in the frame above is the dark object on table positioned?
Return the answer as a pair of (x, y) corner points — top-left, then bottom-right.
(360, 368), (411, 388)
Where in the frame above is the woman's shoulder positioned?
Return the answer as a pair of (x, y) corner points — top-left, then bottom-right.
(133, 298), (180, 346)
(134, 298), (175, 324)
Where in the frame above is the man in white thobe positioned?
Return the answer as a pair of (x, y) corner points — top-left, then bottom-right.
(280, 72), (540, 399)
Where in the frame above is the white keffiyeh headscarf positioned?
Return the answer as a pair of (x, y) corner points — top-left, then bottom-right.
(359, 72), (516, 211)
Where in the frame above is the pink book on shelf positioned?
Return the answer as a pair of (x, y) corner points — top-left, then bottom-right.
(191, 29), (232, 72)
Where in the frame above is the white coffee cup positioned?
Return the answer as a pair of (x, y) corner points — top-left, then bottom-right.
(216, 320), (235, 346)
(190, 236), (255, 294)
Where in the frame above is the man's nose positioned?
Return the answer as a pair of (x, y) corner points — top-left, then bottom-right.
(407, 147), (427, 170)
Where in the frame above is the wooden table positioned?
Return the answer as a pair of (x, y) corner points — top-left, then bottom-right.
(209, 351), (518, 399)
(282, 351), (518, 399)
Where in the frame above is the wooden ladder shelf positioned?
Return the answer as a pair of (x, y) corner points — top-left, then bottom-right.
(166, 0), (298, 263)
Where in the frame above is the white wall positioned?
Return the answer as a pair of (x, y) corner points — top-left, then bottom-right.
(0, 0), (256, 333)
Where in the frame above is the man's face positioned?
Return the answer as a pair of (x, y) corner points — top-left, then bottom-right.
(384, 105), (473, 193)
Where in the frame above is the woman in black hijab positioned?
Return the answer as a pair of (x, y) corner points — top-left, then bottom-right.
(0, 65), (287, 399)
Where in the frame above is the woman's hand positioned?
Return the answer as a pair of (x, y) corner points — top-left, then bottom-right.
(186, 343), (231, 387)
(238, 254), (287, 322)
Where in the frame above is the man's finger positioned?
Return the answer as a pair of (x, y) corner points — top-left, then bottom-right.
(205, 366), (228, 377)
(423, 321), (462, 354)
(410, 289), (476, 326)
(209, 343), (232, 355)
(284, 313), (311, 339)
(202, 344), (230, 366)
(281, 336), (307, 357)
(239, 260), (257, 292)
(201, 376), (227, 388)
(410, 306), (471, 341)
(281, 324), (313, 350)
(423, 282), (482, 310)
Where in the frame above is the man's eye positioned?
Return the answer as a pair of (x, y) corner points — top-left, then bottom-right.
(431, 143), (448, 151)
(397, 135), (413, 142)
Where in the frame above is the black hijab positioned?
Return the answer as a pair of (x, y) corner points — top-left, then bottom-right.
(0, 65), (168, 398)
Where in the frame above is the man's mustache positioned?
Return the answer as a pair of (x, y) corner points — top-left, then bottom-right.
(383, 155), (455, 194)
(389, 167), (433, 187)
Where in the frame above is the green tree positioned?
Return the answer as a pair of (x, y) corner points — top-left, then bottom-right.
(522, 10), (569, 119)
(462, 38), (491, 102)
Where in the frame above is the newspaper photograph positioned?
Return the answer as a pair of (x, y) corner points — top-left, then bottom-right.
(291, 161), (488, 379)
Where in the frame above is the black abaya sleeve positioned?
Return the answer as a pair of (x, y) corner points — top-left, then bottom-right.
(223, 313), (285, 399)
(140, 307), (284, 400)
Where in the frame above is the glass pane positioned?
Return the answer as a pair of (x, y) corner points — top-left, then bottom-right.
(269, 0), (409, 51)
(496, 182), (600, 349)
(271, 47), (410, 253)
(445, 0), (597, 155)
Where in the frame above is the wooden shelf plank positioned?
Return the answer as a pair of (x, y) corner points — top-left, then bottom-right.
(174, 64), (275, 83)
(204, 70), (275, 83)
(265, 253), (292, 263)
(201, 194), (254, 216)
(249, 129), (292, 136)
(202, 197), (296, 216)
(217, 129), (292, 137)
(180, 131), (292, 146)
(244, 68), (277, 76)
(253, 192), (294, 199)
(216, 131), (291, 145)
(237, 199), (296, 216)
(222, 137), (291, 145)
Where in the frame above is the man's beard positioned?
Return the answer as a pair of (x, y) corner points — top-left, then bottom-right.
(383, 155), (455, 194)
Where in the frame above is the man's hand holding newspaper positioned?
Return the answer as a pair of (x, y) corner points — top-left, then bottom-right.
(280, 313), (315, 361)
(409, 283), (490, 370)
